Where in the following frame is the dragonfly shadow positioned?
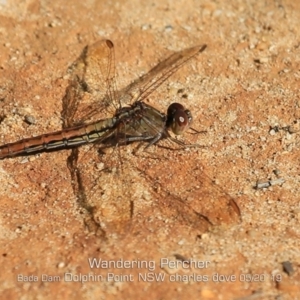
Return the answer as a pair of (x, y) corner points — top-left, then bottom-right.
(59, 40), (241, 238)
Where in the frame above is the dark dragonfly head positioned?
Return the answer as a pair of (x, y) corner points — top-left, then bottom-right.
(166, 102), (192, 135)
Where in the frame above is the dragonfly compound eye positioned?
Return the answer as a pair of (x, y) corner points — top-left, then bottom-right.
(167, 103), (192, 135)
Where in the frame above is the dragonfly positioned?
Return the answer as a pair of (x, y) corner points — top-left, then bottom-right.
(0, 40), (241, 238)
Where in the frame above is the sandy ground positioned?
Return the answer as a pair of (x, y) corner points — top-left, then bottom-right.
(0, 0), (300, 299)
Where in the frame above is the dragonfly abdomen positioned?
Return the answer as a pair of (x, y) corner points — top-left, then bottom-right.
(0, 118), (116, 159)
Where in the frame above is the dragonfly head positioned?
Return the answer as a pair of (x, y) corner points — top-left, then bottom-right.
(166, 102), (192, 135)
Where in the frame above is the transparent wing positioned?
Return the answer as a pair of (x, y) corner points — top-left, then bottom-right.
(134, 148), (241, 236)
(119, 44), (207, 104)
(70, 145), (134, 238)
(62, 39), (118, 128)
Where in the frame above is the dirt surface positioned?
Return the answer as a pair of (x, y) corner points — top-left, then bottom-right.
(0, 0), (300, 299)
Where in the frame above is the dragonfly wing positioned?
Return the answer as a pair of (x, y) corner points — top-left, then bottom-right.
(62, 39), (118, 128)
(119, 44), (207, 105)
(71, 143), (135, 238)
(134, 148), (241, 236)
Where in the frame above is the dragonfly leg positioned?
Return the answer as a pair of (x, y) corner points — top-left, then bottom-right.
(124, 135), (154, 143)
(144, 132), (163, 149)
(122, 132), (163, 149)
